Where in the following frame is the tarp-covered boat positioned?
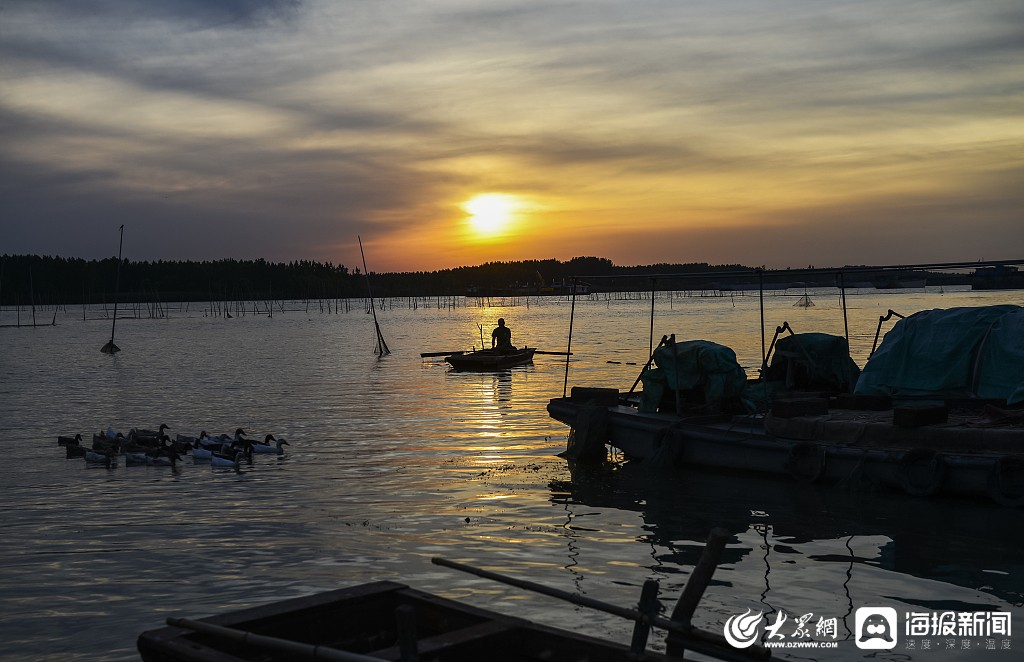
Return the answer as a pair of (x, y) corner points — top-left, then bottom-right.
(550, 306), (1024, 507)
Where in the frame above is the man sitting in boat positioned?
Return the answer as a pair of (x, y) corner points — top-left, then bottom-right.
(491, 318), (514, 350)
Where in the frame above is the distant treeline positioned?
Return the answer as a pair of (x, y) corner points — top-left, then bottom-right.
(0, 254), (758, 306)
(1, 254), (964, 306)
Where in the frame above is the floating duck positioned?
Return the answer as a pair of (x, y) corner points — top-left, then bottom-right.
(126, 449), (183, 467)
(199, 428), (246, 449)
(252, 434), (290, 455)
(57, 434), (83, 447)
(66, 444), (87, 459)
(84, 448), (117, 468)
(210, 451), (246, 471)
(191, 441), (216, 462)
(92, 433), (125, 454)
(130, 424), (171, 444)
(176, 431), (208, 446)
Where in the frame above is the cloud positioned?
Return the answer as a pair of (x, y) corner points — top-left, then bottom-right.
(1, 0), (1021, 269)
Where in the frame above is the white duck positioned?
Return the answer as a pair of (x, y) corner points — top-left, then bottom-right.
(210, 451), (245, 471)
(84, 448), (117, 468)
(252, 434), (290, 455)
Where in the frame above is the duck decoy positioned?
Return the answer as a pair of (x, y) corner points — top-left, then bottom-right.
(58, 434), (83, 447)
(66, 444), (87, 459)
(252, 434), (290, 455)
(176, 431), (208, 445)
(92, 433), (125, 454)
(211, 451), (245, 471)
(162, 434), (192, 455)
(150, 450), (183, 467)
(131, 424), (171, 444)
(125, 451), (150, 466)
(126, 449), (183, 467)
(191, 441), (215, 462)
(197, 433), (230, 450)
(84, 448), (117, 468)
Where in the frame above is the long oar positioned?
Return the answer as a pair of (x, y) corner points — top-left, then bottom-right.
(533, 350), (572, 355)
(420, 350), (465, 358)
(432, 542), (767, 661)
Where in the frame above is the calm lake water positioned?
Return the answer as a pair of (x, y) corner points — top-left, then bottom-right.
(1, 286), (1022, 661)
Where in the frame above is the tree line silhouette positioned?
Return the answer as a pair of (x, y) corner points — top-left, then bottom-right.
(0, 254), (755, 306)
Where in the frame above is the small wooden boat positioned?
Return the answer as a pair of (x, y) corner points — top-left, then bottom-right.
(139, 531), (768, 662)
(445, 347), (536, 371)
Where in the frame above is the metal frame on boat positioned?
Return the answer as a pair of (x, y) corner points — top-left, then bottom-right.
(547, 259), (1024, 507)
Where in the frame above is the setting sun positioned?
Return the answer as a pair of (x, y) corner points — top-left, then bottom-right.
(464, 193), (518, 235)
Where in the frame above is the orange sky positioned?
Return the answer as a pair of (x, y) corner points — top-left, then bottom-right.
(3, 1), (1022, 272)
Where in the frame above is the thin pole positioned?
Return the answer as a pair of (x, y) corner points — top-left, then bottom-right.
(29, 267), (36, 327)
(562, 278), (578, 398)
(758, 269), (765, 373)
(649, 278), (656, 360)
(838, 271), (849, 343)
(358, 235), (390, 355)
(101, 225), (124, 353)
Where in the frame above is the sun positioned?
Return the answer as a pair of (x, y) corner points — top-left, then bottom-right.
(464, 193), (517, 235)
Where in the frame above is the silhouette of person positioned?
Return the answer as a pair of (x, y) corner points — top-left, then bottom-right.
(491, 318), (513, 350)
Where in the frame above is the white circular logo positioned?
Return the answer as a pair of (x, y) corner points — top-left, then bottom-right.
(724, 609), (763, 648)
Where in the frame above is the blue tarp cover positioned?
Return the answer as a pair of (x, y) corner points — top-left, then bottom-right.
(855, 305), (1024, 404)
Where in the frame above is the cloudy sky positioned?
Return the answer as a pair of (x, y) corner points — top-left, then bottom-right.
(2, 0), (1022, 271)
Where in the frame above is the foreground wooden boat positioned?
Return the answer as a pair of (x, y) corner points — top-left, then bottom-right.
(139, 531), (769, 662)
(445, 347), (536, 371)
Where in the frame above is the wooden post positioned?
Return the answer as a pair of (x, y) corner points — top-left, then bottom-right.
(630, 579), (660, 655)
(395, 604), (419, 662)
(666, 527), (730, 657)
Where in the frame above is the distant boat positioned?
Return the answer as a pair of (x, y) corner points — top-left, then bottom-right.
(970, 265), (1024, 290)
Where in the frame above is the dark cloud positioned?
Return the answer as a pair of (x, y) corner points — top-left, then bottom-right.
(5, 0), (302, 26)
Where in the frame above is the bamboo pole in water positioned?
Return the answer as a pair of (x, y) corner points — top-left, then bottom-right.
(358, 235), (390, 356)
(101, 225), (124, 353)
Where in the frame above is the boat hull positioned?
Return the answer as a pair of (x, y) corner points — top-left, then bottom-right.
(548, 395), (1024, 507)
(138, 580), (675, 662)
(445, 347), (536, 371)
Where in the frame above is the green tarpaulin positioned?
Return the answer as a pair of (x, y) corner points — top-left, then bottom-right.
(763, 332), (860, 392)
(639, 340), (747, 412)
(855, 305), (1024, 404)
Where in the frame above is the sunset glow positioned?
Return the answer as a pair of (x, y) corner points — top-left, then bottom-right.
(1, 2), (1021, 271)
(465, 194), (518, 237)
